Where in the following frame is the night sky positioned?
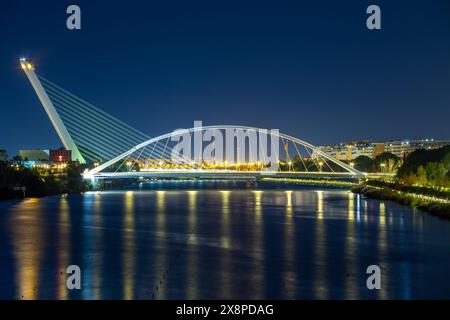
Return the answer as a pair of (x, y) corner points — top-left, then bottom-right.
(1, 0), (449, 156)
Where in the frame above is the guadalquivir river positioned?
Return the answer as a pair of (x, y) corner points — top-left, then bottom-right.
(1, 180), (450, 300)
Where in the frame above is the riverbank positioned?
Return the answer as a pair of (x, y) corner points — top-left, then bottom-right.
(353, 184), (450, 219)
(0, 162), (91, 201)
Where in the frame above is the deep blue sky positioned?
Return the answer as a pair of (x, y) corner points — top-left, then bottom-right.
(1, 0), (449, 155)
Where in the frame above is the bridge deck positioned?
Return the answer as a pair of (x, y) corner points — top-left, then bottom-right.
(91, 170), (365, 180)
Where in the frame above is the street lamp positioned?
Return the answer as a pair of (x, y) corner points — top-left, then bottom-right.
(288, 160), (292, 172)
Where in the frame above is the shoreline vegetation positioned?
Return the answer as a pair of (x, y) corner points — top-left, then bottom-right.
(351, 145), (450, 219)
(352, 183), (450, 219)
(0, 161), (90, 201)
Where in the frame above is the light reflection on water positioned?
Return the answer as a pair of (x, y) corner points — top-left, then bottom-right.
(10, 198), (45, 299)
(1, 181), (450, 299)
(57, 198), (70, 300)
(186, 190), (198, 299)
(123, 191), (135, 300)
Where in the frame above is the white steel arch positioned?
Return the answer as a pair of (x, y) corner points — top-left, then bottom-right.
(83, 125), (365, 178)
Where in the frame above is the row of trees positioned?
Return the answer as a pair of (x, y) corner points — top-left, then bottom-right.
(353, 152), (402, 174)
(353, 146), (450, 188)
(396, 146), (450, 188)
(0, 161), (90, 200)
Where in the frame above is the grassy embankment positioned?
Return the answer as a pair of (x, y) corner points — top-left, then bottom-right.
(353, 180), (450, 219)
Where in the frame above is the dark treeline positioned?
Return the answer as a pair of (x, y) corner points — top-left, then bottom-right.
(396, 145), (450, 187)
(353, 146), (450, 189)
(0, 161), (90, 200)
(353, 146), (450, 217)
(354, 152), (402, 174)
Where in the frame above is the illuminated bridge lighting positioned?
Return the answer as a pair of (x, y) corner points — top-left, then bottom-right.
(20, 58), (365, 181)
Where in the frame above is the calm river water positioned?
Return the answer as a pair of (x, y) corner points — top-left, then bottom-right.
(1, 180), (449, 299)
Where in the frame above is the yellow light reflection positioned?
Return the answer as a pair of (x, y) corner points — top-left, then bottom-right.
(220, 191), (231, 249)
(348, 192), (354, 221)
(378, 201), (388, 299)
(345, 192), (358, 299)
(286, 190), (293, 216)
(316, 190), (324, 220)
(154, 190), (167, 299)
(186, 190), (198, 299)
(379, 202), (386, 227)
(253, 190), (262, 217)
(251, 190), (264, 298)
(284, 190), (295, 298)
(57, 198), (71, 299)
(220, 190), (231, 298)
(314, 191), (326, 299)
(92, 193), (103, 299)
(10, 198), (45, 299)
(123, 191), (135, 300)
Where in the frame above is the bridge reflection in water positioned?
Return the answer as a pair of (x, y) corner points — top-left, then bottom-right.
(2, 182), (450, 299)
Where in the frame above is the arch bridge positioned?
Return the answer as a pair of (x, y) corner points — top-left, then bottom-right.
(19, 58), (365, 181)
(83, 125), (365, 180)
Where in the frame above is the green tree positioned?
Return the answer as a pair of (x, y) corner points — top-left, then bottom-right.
(354, 155), (373, 172)
(373, 152), (401, 173)
(416, 165), (427, 186)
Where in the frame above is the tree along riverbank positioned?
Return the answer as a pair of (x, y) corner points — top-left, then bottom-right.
(0, 161), (91, 201)
(352, 182), (450, 219)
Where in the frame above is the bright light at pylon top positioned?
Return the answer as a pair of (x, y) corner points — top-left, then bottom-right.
(19, 58), (34, 71)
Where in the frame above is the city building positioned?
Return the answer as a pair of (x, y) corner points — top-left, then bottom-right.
(318, 141), (373, 161)
(18, 149), (49, 161)
(0, 149), (7, 161)
(384, 139), (450, 158)
(319, 139), (450, 160)
(372, 143), (385, 157)
(50, 149), (72, 162)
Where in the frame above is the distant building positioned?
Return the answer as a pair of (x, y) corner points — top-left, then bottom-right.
(410, 139), (450, 151)
(349, 144), (373, 159)
(318, 141), (373, 161)
(0, 149), (7, 161)
(319, 139), (450, 160)
(372, 143), (385, 157)
(385, 139), (450, 158)
(49, 149), (72, 162)
(18, 149), (49, 161)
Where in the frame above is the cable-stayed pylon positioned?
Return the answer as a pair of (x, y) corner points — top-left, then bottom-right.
(20, 58), (170, 164)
